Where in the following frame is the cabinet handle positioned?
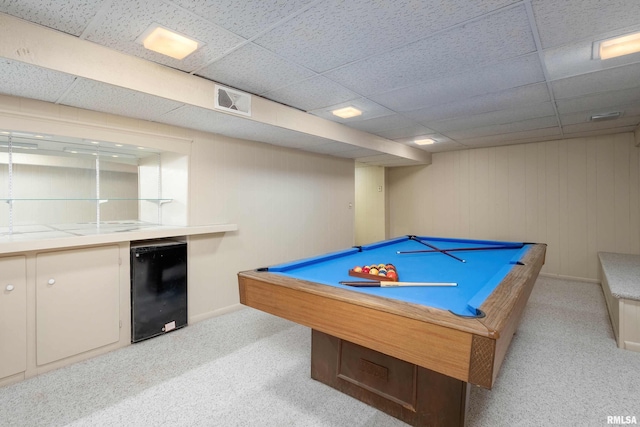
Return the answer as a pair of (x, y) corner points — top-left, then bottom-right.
(5, 284), (14, 291)
(48, 278), (56, 285)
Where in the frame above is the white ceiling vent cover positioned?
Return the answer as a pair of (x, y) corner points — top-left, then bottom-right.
(214, 85), (251, 116)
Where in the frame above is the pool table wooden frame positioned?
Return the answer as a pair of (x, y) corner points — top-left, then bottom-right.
(238, 242), (546, 425)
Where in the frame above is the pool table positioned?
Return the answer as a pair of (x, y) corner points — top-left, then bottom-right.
(238, 235), (546, 426)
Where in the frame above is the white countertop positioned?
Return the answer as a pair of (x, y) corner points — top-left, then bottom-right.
(0, 222), (237, 255)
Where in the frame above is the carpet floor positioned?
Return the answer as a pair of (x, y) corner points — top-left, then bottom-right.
(1, 276), (638, 426)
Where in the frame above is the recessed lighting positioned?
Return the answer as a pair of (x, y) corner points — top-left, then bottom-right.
(414, 138), (435, 145)
(332, 106), (362, 119)
(139, 24), (199, 60)
(596, 31), (640, 60)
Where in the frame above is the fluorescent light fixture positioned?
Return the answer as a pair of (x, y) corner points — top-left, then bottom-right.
(332, 106), (362, 119)
(0, 142), (38, 150)
(414, 138), (435, 145)
(590, 112), (621, 121)
(139, 24), (199, 60)
(596, 31), (640, 60)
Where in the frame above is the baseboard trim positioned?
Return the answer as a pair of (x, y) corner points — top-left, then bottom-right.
(189, 303), (245, 324)
(539, 272), (600, 284)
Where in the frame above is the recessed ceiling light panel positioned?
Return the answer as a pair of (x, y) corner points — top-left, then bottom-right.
(332, 106), (362, 119)
(138, 23), (200, 60)
(594, 31), (640, 60)
(414, 138), (435, 145)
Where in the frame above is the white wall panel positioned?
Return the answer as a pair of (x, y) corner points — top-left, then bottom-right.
(188, 129), (355, 317)
(388, 132), (640, 281)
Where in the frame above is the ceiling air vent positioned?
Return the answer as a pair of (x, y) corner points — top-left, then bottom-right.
(590, 112), (621, 122)
(214, 84), (251, 117)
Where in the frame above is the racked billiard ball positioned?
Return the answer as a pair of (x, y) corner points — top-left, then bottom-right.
(353, 266), (362, 273)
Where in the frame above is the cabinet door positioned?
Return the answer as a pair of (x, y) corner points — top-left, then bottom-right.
(0, 256), (27, 379)
(36, 246), (120, 365)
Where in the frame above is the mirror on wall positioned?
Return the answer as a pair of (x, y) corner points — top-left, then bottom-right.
(0, 130), (166, 238)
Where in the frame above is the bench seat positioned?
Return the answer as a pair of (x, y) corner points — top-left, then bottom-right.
(598, 252), (640, 353)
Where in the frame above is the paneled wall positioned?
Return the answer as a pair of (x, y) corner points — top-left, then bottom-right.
(388, 133), (640, 281)
(187, 132), (355, 319)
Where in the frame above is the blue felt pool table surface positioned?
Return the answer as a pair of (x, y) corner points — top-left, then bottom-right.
(266, 235), (532, 317)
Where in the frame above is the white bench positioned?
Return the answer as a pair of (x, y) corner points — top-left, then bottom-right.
(598, 252), (640, 352)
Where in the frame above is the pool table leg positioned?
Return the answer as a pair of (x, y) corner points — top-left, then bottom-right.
(311, 329), (469, 427)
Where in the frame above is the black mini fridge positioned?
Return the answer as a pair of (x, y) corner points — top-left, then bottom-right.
(130, 239), (187, 343)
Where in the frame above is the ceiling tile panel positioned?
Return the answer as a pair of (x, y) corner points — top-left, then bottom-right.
(561, 126), (638, 139)
(561, 116), (640, 135)
(551, 62), (640, 100)
(368, 53), (545, 112)
(324, 5), (536, 95)
(415, 141), (468, 153)
(81, 0), (246, 72)
(560, 104), (640, 126)
(254, 0), (521, 74)
(457, 127), (562, 147)
(0, 59), (76, 102)
(429, 102), (557, 133)
(196, 43), (315, 95)
(332, 147), (386, 159)
(344, 114), (423, 134)
(531, 0), (640, 49)
(170, 0), (318, 39)
(308, 98), (395, 123)
(405, 83), (551, 124)
(375, 125), (438, 141)
(555, 87), (640, 115)
(445, 116), (559, 140)
(60, 78), (185, 121)
(0, 0), (102, 36)
(261, 75), (359, 111)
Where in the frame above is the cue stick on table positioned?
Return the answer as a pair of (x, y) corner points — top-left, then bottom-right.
(407, 235), (466, 263)
(397, 243), (524, 254)
(339, 281), (457, 287)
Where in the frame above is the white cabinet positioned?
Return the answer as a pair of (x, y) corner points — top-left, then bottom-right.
(0, 256), (27, 379)
(36, 246), (120, 365)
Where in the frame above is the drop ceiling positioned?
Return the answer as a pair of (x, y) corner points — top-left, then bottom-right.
(1, 0), (639, 166)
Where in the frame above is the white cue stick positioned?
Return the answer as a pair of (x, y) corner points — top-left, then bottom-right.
(339, 281), (457, 287)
